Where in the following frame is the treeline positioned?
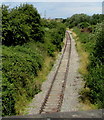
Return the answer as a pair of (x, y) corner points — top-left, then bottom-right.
(64, 13), (104, 29)
(2, 4), (66, 116)
(66, 14), (104, 108)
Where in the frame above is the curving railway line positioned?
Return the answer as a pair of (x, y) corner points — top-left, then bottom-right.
(39, 31), (72, 114)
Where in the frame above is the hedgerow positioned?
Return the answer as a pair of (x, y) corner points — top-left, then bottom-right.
(73, 22), (104, 108)
(2, 45), (44, 116)
(2, 4), (66, 116)
(86, 22), (104, 108)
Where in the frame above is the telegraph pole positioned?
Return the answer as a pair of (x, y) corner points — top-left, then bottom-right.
(44, 10), (46, 19)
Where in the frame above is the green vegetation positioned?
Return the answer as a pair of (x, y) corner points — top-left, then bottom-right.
(2, 4), (44, 46)
(68, 13), (104, 109)
(65, 13), (104, 28)
(2, 4), (66, 116)
(65, 14), (90, 28)
(41, 19), (66, 56)
(2, 44), (44, 115)
(86, 23), (104, 108)
(2, 3), (103, 116)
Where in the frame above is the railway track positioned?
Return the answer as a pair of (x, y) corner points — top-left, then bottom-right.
(39, 31), (71, 114)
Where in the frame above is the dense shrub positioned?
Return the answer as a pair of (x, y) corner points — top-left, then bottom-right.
(90, 14), (104, 25)
(2, 45), (44, 116)
(73, 22), (104, 108)
(86, 22), (104, 108)
(2, 4), (44, 46)
(86, 65), (104, 108)
(77, 22), (90, 29)
(51, 23), (66, 51)
(94, 23), (104, 63)
(66, 14), (90, 28)
(65, 14), (104, 29)
(41, 19), (59, 29)
(43, 21), (66, 56)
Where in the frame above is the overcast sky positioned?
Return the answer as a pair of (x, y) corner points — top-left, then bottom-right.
(1, 0), (103, 18)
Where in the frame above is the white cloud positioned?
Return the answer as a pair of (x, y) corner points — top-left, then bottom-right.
(1, 2), (102, 18)
(33, 2), (102, 18)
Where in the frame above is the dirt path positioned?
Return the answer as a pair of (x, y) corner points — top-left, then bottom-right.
(26, 31), (83, 115)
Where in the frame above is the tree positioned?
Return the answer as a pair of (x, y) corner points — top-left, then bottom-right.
(2, 4), (44, 46)
(66, 14), (90, 28)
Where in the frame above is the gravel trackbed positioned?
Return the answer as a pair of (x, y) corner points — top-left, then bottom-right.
(27, 31), (83, 115)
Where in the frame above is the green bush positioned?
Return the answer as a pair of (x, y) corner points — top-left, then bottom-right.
(74, 22), (104, 108)
(66, 14), (104, 29)
(86, 22), (104, 108)
(2, 4), (44, 46)
(51, 23), (66, 51)
(86, 65), (104, 108)
(90, 14), (104, 25)
(77, 22), (90, 29)
(66, 14), (90, 28)
(43, 22), (66, 56)
(2, 45), (44, 116)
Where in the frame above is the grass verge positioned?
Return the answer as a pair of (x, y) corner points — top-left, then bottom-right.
(70, 28), (95, 110)
(71, 29), (89, 76)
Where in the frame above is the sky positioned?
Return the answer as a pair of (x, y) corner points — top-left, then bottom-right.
(1, 1), (103, 19)
(1, 0), (104, 2)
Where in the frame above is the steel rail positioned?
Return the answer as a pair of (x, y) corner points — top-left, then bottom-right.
(39, 31), (71, 114)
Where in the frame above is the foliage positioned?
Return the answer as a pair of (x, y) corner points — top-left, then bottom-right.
(65, 13), (104, 29)
(41, 19), (59, 29)
(51, 23), (66, 51)
(2, 4), (66, 116)
(2, 4), (44, 46)
(93, 23), (104, 63)
(86, 22), (104, 108)
(43, 21), (66, 56)
(77, 22), (90, 29)
(66, 14), (90, 28)
(2, 44), (44, 116)
(73, 22), (104, 108)
(0, 6), (2, 42)
(90, 14), (104, 25)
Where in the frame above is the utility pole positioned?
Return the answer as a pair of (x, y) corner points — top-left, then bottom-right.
(44, 10), (46, 19)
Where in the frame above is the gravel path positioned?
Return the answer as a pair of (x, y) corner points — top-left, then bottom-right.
(26, 31), (83, 115)
(61, 31), (83, 112)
